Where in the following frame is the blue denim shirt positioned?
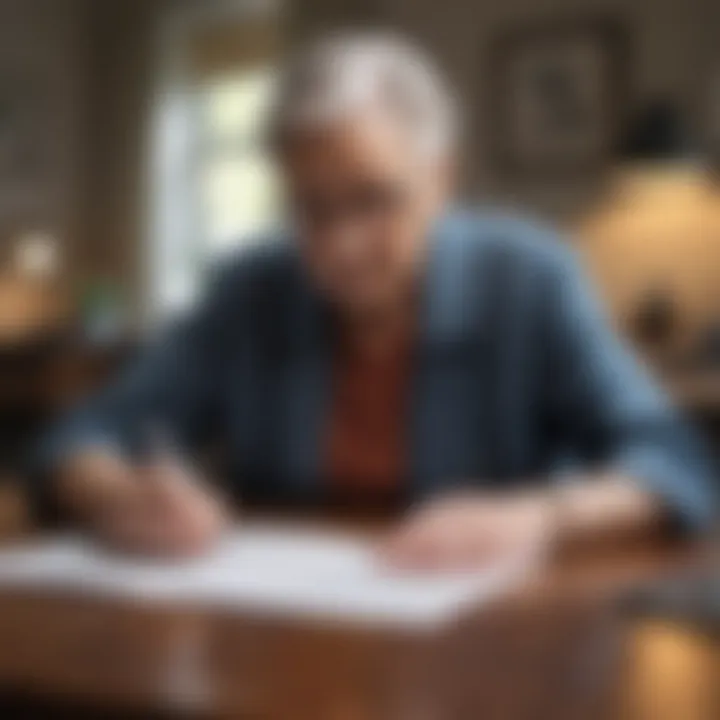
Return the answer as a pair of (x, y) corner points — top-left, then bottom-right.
(36, 210), (717, 529)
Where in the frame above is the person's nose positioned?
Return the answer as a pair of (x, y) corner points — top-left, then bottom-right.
(323, 223), (369, 267)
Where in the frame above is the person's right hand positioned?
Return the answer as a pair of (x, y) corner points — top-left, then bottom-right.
(56, 449), (228, 558)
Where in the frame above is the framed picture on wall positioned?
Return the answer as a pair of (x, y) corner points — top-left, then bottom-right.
(488, 17), (631, 177)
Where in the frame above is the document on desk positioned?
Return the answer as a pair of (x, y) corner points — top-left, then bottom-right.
(0, 524), (529, 629)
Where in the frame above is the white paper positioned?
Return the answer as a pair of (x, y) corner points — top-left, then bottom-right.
(0, 524), (528, 629)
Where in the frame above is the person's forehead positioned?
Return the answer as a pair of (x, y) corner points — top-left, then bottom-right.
(280, 110), (427, 177)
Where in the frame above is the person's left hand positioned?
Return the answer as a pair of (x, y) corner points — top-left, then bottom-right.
(380, 492), (557, 571)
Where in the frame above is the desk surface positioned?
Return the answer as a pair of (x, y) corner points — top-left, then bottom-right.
(0, 524), (713, 720)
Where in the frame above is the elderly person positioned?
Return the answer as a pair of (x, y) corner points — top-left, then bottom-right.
(36, 33), (715, 567)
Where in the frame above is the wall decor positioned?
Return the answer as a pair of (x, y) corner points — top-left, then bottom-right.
(489, 17), (631, 177)
(0, 71), (47, 188)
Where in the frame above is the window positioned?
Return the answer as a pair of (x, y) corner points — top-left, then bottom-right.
(196, 67), (279, 257)
(148, 1), (282, 320)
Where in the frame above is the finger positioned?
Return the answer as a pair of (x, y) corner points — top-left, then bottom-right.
(382, 520), (441, 570)
(411, 521), (477, 571)
(385, 516), (499, 571)
(140, 461), (199, 520)
(103, 507), (212, 559)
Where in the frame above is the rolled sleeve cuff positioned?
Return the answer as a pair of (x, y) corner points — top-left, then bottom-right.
(25, 420), (127, 519)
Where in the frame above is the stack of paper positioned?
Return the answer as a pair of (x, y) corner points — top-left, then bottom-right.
(0, 524), (528, 629)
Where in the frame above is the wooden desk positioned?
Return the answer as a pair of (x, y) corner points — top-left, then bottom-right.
(0, 528), (713, 720)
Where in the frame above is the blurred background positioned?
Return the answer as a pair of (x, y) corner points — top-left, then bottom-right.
(0, 3), (716, 718)
(0, 0), (719, 497)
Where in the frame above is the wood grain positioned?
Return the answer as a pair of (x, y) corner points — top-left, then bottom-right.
(0, 527), (714, 719)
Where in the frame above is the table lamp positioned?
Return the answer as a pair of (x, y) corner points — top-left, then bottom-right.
(576, 101), (720, 370)
(0, 230), (69, 345)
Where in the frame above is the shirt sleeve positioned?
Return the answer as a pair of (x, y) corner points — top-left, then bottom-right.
(27, 263), (243, 505)
(541, 245), (718, 532)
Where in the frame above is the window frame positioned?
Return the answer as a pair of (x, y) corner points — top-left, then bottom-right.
(146, 0), (282, 324)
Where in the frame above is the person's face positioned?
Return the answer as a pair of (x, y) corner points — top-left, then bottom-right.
(279, 112), (453, 318)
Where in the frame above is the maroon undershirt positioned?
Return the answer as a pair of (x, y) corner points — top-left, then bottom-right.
(324, 328), (413, 502)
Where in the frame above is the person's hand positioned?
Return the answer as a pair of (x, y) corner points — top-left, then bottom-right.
(57, 449), (228, 558)
(381, 491), (556, 571)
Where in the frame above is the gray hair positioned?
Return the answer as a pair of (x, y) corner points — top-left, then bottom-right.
(268, 32), (459, 159)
